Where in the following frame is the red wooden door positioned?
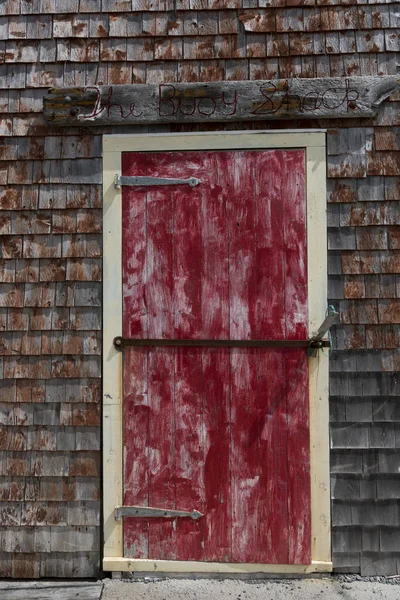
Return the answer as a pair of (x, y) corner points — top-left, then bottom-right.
(122, 149), (310, 564)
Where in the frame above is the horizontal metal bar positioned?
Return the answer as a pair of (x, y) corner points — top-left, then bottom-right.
(115, 505), (203, 521)
(114, 174), (201, 189)
(113, 336), (330, 350)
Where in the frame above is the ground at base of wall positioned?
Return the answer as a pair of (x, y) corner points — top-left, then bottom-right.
(1, 576), (400, 600)
(0, 581), (103, 600)
(101, 575), (400, 600)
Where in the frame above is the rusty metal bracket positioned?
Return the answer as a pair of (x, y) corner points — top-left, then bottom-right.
(113, 336), (330, 351)
(115, 505), (204, 521)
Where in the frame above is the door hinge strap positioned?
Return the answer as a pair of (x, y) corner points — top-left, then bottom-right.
(115, 505), (204, 521)
(113, 336), (330, 351)
(114, 175), (201, 189)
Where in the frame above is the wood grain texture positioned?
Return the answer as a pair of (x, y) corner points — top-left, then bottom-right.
(0, 582), (103, 600)
(43, 77), (400, 125)
(123, 347), (149, 559)
(3, 0), (399, 577)
(122, 149), (310, 564)
(257, 349), (289, 564)
(287, 349), (311, 565)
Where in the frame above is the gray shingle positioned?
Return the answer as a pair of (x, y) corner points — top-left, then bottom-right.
(369, 424), (396, 449)
(373, 399), (400, 423)
(333, 528), (362, 553)
(332, 502), (352, 527)
(346, 400), (372, 423)
(330, 399), (346, 422)
(331, 451), (363, 474)
(361, 554), (398, 576)
(351, 502), (400, 527)
(329, 276), (345, 300)
(362, 528), (380, 552)
(359, 478), (377, 500)
(378, 450), (400, 473)
(331, 476), (360, 500)
(377, 478), (400, 500)
(331, 425), (369, 449)
(333, 552), (361, 572)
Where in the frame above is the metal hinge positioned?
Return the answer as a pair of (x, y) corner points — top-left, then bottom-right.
(114, 175), (201, 189)
(115, 505), (204, 521)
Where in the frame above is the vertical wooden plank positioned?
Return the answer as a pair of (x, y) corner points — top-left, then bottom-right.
(286, 348), (311, 564)
(122, 153), (150, 558)
(200, 152), (230, 562)
(143, 155), (176, 559)
(200, 152), (230, 341)
(252, 151), (290, 563)
(228, 151), (257, 342)
(282, 150), (308, 341)
(172, 152), (214, 560)
(257, 349), (289, 564)
(121, 153), (147, 339)
(173, 152), (203, 339)
(254, 151), (286, 340)
(228, 151), (260, 562)
(282, 149), (311, 563)
(123, 152), (177, 559)
(144, 155), (175, 340)
(147, 347), (176, 560)
(103, 147), (123, 561)
(230, 347), (259, 562)
(306, 144), (331, 565)
(174, 346), (204, 561)
(173, 151), (205, 560)
(201, 347), (231, 562)
(123, 347), (149, 558)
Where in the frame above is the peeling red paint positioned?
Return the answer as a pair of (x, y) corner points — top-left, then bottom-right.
(122, 149), (310, 563)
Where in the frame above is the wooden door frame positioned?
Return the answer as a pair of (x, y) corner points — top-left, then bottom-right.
(102, 130), (331, 574)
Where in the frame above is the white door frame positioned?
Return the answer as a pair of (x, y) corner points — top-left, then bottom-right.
(102, 130), (331, 574)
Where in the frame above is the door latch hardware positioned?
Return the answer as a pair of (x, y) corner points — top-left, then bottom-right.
(307, 306), (339, 357)
(113, 336), (331, 351)
(311, 306), (339, 341)
(114, 175), (201, 189)
(114, 505), (204, 521)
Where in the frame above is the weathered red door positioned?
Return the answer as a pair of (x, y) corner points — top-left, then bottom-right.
(122, 149), (310, 564)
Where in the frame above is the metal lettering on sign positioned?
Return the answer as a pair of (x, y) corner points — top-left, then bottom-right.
(115, 505), (204, 521)
(114, 174), (201, 189)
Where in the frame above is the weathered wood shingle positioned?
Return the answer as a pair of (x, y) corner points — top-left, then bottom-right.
(0, 0), (399, 578)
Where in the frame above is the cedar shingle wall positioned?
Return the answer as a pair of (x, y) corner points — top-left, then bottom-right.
(0, 0), (399, 578)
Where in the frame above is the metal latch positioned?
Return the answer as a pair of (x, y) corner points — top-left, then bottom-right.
(115, 505), (204, 521)
(113, 337), (331, 351)
(307, 306), (339, 356)
(114, 175), (201, 189)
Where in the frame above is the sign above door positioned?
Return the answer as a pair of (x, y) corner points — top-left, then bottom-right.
(43, 76), (399, 127)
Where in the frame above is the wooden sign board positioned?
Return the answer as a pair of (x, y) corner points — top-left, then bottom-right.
(43, 76), (399, 126)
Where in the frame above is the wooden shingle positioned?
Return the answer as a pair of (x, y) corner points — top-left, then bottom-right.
(0, 0), (399, 579)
